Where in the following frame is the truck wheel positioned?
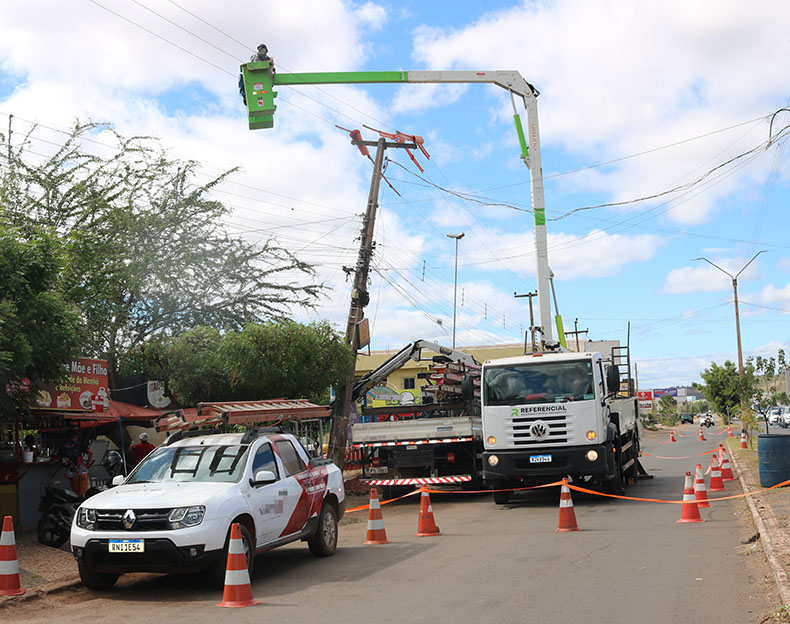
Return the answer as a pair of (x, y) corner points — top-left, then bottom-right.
(601, 452), (625, 495)
(78, 564), (119, 590)
(493, 486), (510, 505)
(308, 502), (338, 557)
(211, 523), (254, 588)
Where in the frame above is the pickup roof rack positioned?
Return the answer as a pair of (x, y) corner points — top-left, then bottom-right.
(155, 399), (331, 433)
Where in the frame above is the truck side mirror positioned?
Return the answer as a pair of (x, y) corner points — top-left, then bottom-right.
(605, 365), (620, 396)
(461, 374), (476, 402)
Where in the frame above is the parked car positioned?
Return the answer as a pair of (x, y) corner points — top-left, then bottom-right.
(768, 407), (784, 425)
(680, 413), (693, 424)
(779, 406), (790, 428)
(71, 428), (345, 590)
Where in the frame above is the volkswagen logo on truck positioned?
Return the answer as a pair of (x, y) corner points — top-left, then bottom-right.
(529, 421), (549, 441)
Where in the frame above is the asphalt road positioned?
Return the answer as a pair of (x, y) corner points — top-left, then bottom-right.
(9, 424), (783, 624)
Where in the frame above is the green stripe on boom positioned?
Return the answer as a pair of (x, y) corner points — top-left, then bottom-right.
(274, 71), (409, 86)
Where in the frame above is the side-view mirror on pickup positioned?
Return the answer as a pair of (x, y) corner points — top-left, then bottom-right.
(252, 469), (277, 486)
(111, 474), (125, 486)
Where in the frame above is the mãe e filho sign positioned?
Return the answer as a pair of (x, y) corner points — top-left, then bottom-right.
(32, 357), (109, 413)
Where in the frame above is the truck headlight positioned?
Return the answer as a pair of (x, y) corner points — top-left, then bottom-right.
(76, 508), (97, 530)
(168, 506), (205, 529)
(487, 455), (500, 467)
(586, 430), (597, 441)
(585, 450), (599, 462)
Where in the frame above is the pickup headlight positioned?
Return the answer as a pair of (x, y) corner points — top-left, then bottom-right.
(168, 506), (205, 529)
(76, 508), (97, 530)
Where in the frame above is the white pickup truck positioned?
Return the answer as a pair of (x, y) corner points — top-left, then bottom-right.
(70, 427), (345, 590)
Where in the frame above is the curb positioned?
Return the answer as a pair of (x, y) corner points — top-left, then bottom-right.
(0, 576), (82, 609)
(729, 448), (790, 609)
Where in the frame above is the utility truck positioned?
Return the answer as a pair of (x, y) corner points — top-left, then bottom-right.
(349, 340), (482, 486)
(480, 343), (643, 503)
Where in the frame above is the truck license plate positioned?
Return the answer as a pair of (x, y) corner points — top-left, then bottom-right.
(109, 539), (144, 553)
(529, 454), (552, 464)
(367, 466), (388, 474)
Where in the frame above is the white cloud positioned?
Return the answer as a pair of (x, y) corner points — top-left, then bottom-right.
(759, 282), (790, 313)
(407, 0), (790, 226)
(663, 257), (764, 294)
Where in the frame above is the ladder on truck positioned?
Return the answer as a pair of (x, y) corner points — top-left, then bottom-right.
(154, 399), (331, 436)
(611, 344), (633, 397)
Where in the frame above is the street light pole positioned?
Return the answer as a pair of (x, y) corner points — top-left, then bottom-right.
(694, 250), (766, 378)
(447, 232), (465, 348)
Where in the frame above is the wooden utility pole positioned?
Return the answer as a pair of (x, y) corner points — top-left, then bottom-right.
(565, 318), (588, 352)
(327, 135), (419, 468)
(514, 291), (538, 352)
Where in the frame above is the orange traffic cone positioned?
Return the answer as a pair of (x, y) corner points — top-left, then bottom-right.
(709, 455), (725, 492)
(727, 426), (734, 438)
(740, 431), (748, 450)
(415, 489), (440, 537)
(677, 472), (704, 523)
(216, 523), (260, 608)
(719, 446), (735, 481)
(556, 479), (580, 532)
(363, 487), (390, 545)
(0, 516), (24, 596)
(693, 464), (711, 508)
(669, 430), (677, 443)
(698, 428), (706, 442)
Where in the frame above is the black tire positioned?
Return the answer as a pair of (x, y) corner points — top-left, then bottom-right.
(493, 487), (510, 505)
(308, 502), (338, 557)
(36, 513), (69, 548)
(211, 523), (254, 588)
(601, 448), (625, 495)
(78, 564), (119, 590)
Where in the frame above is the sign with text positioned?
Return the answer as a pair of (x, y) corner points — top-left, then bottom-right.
(638, 400), (654, 410)
(32, 358), (109, 413)
(637, 391), (653, 401)
(653, 387), (678, 397)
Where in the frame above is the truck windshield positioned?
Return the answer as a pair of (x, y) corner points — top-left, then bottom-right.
(483, 360), (594, 406)
(126, 445), (250, 484)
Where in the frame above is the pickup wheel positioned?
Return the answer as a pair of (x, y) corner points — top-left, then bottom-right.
(78, 564), (119, 590)
(308, 502), (338, 557)
(211, 523), (254, 588)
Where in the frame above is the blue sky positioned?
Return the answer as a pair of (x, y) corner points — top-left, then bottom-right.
(1, 1), (789, 389)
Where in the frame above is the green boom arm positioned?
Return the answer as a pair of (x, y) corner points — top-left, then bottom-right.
(240, 62), (560, 345)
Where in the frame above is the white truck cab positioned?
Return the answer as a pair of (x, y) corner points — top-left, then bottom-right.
(71, 427), (345, 590)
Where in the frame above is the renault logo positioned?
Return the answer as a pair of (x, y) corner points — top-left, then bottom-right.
(123, 509), (136, 529)
(529, 421), (549, 441)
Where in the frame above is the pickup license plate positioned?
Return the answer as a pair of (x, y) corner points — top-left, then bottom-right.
(109, 539), (144, 553)
(529, 454), (552, 464)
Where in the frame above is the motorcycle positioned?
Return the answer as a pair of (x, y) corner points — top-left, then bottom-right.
(703, 415), (714, 428)
(37, 451), (125, 548)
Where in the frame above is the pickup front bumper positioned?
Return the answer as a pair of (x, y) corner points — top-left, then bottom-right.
(482, 443), (613, 483)
(72, 538), (224, 574)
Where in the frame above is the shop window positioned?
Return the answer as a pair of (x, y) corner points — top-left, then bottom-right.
(403, 377), (416, 390)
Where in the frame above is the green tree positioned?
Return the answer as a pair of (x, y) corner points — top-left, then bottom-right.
(657, 394), (678, 424)
(0, 224), (80, 415)
(1, 122), (323, 389)
(744, 350), (789, 434)
(696, 360), (746, 425)
(124, 321), (352, 406)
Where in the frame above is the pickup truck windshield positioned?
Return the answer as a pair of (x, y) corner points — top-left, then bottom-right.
(126, 445), (250, 484)
(484, 360), (594, 406)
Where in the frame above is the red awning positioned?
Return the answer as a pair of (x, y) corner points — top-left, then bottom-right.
(31, 400), (164, 427)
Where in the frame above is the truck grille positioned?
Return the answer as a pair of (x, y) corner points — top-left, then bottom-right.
(95, 509), (171, 531)
(509, 413), (572, 446)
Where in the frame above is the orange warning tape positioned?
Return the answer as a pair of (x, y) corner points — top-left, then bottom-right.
(346, 480), (564, 511)
(567, 478), (790, 504)
(643, 448), (719, 459)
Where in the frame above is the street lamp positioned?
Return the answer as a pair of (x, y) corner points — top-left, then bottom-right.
(447, 232), (465, 348)
(694, 250), (766, 377)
